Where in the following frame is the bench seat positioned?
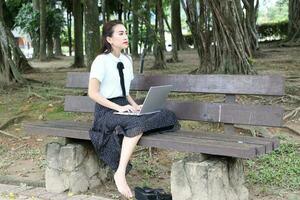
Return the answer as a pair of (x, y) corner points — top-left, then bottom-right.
(24, 120), (279, 159)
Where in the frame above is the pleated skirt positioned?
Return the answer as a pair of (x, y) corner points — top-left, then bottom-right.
(89, 97), (180, 173)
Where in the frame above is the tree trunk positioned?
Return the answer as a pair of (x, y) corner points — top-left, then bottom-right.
(117, 2), (122, 20)
(72, 0), (85, 68)
(0, 1), (31, 86)
(182, 0), (254, 74)
(67, 12), (72, 56)
(243, 0), (259, 52)
(131, 0), (139, 58)
(47, 34), (54, 58)
(164, 9), (178, 62)
(146, 0), (153, 52)
(102, 0), (106, 24)
(54, 36), (63, 56)
(158, 0), (165, 51)
(83, 0), (101, 70)
(181, 0), (213, 73)
(209, 0), (254, 74)
(32, 0), (40, 59)
(153, 0), (166, 69)
(288, 0), (300, 42)
(54, 7), (63, 57)
(39, 0), (47, 61)
(171, 0), (187, 50)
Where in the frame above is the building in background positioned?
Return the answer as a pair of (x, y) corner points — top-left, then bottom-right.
(12, 27), (33, 58)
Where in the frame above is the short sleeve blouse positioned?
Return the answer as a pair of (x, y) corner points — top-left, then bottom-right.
(89, 53), (134, 98)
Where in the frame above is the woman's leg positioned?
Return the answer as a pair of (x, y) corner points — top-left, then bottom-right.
(114, 133), (143, 199)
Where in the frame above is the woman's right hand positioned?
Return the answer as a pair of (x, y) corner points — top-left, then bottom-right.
(117, 105), (135, 113)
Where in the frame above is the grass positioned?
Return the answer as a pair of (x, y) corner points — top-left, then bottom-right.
(246, 141), (300, 190)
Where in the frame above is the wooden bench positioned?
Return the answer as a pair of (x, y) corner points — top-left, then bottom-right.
(23, 72), (285, 195)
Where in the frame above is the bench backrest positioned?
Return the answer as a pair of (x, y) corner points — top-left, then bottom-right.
(65, 72), (285, 133)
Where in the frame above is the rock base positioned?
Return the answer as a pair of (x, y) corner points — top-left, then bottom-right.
(45, 141), (112, 194)
(171, 155), (249, 200)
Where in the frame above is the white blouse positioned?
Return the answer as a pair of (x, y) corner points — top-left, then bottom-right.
(89, 53), (134, 99)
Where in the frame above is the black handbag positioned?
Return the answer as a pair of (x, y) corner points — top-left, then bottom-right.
(134, 187), (172, 200)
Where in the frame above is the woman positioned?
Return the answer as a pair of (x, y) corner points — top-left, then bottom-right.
(88, 20), (179, 199)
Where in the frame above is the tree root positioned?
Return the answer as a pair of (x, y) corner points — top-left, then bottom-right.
(234, 125), (274, 138)
(0, 115), (26, 130)
(284, 107), (300, 121)
(0, 130), (21, 139)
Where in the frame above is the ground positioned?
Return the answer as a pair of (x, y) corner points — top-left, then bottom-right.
(0, 45), (299, 200)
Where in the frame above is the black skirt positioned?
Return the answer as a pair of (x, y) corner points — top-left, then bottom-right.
(89, 97), (180, 173)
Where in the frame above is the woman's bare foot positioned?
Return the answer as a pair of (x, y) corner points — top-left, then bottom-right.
(114, 170), (133, 199)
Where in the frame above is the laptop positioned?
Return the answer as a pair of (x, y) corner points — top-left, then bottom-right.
(114, 85), (173, 116)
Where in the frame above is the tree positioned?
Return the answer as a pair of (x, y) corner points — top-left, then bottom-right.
(145, 0), (153, 52)
(164, 7), (178, 62)
(243, 0), (259, 51)
(0, 0), (32, 86)
(46, 2), (65, 58)
(171, 0), (187, 50)
(101, 0), (106, 24)
(153, 0), (166, 69)
(83, 0), (101, 70)
(15, 2), (40, 58)
(53, 7), (64, 56)
(182, 0), (254, 74)
(131, 0), (139, 58)
(288, 0), (300, 42)
(181, 0), (213, 73)
(32, 0), (40, 58)
(16, 2), (65, 59)
(72, 0), (85, 68)
(209, 0), (254, 74)
(46, 2), (55, 58)
(39, 0), (46, 61)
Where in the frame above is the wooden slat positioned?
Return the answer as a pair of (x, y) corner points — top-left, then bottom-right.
(162, 131), (278, 153)
(66, 72), (285, 96)
(23, 121), (278, 158)
(24, 121), (91, 140)
(64, 96), (284, 127)
(224, 94), (236, 135)
(139, 133), (257, 158)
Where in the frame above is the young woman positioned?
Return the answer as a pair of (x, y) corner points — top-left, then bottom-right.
(88, 20), (179, 199)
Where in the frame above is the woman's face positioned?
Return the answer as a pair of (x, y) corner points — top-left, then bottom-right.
(107, 24), (129, 51)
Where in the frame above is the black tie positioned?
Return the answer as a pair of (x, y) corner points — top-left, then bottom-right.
(117, 62), (126, 97)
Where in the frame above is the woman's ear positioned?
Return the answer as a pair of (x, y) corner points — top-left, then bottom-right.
(106, 36), (112, 45)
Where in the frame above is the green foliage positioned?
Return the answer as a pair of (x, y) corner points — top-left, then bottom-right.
(47, 7), (65, 37)
(257, 21), (288, 40)
(60, 26), (74, 47)
(3, 0), (30, 28)
(132, 151), (160, 178)
(14, 3), (65, 39)
(14, 3), (39, 37)
(246, 142), (300, 190)
(258, 0), (288, 24)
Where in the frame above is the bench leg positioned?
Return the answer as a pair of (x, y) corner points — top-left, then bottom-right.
(171, 155), (249, 200)
(45, 141), (112, 194)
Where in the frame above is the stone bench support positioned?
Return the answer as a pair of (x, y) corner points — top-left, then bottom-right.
(171, 155), (249, 200)
(45, 142), (111, 194)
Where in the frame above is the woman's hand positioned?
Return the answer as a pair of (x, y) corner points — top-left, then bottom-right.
(118, 105), (135, 113)
(133, 104), (143, 112)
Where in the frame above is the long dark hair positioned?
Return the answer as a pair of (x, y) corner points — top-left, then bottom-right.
(101, 20), (124, 54)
